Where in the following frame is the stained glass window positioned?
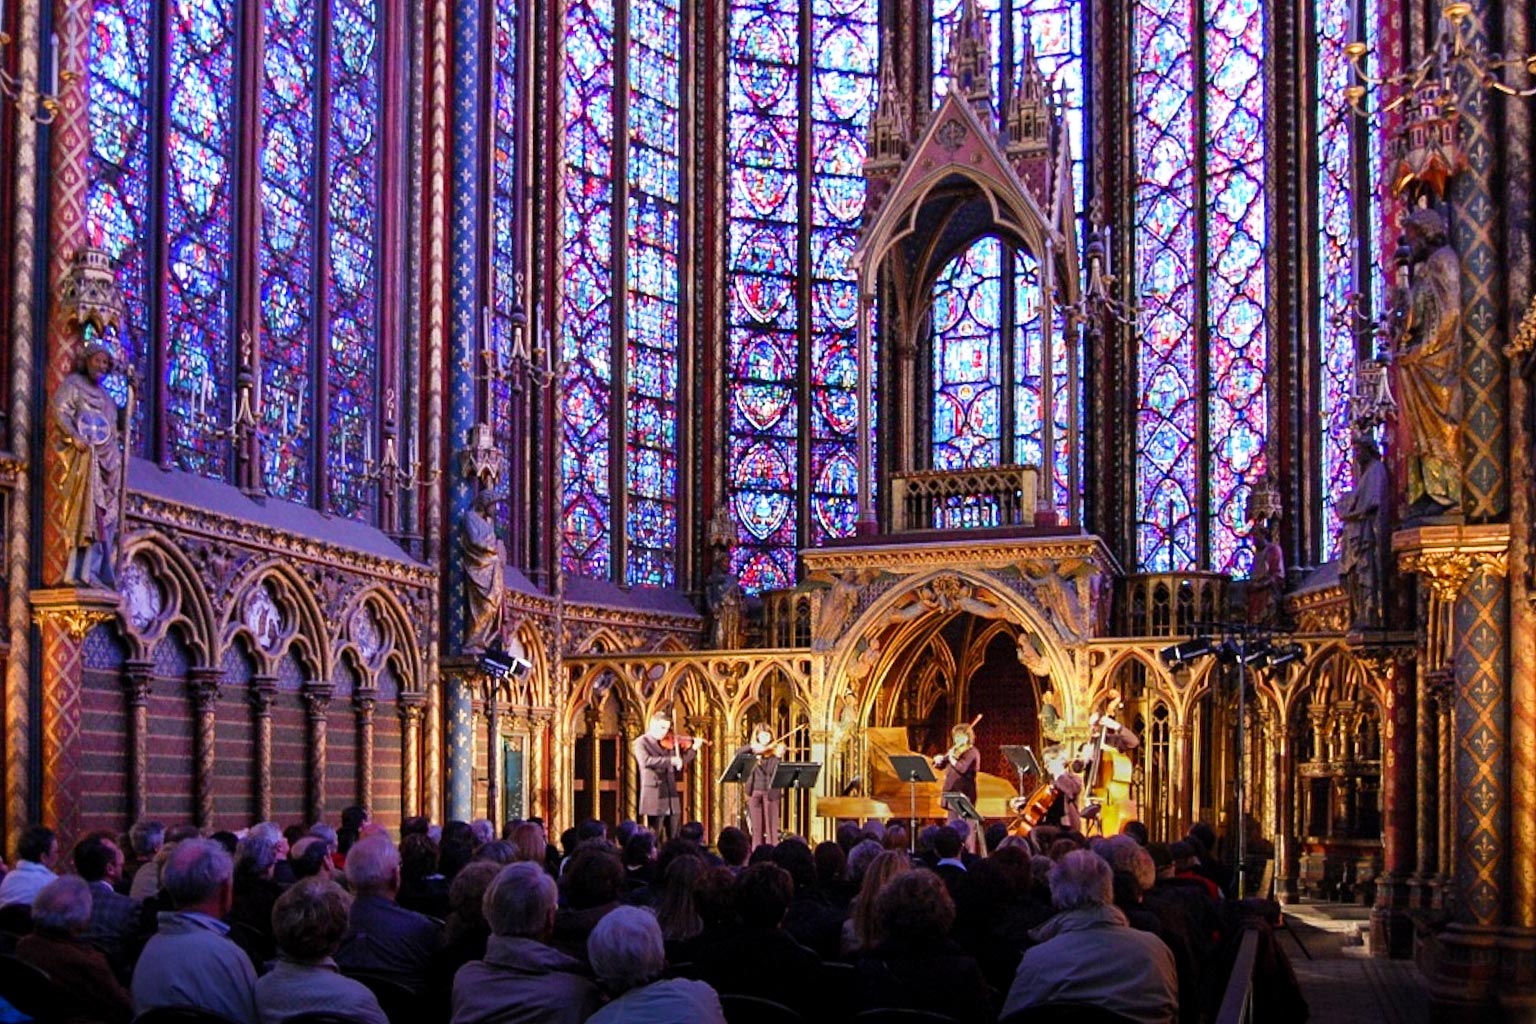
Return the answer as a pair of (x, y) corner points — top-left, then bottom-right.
(489, 0), (520, 539)
(1317, 0), (1378, 557)
(559, 0), (682, 586)
(1132, 0), (1269, 575)
(727, 0), (879, 594)
(926, 3), (1085, 519)
(87, 0), (389, 523)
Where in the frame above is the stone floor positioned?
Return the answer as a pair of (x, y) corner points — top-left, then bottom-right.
(1282, 902), (1430, 1024)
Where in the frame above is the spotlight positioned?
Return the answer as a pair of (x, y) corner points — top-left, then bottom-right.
(1159, 638), (1215, 669)
(480, 650), (533, 678)
(1268, 643), (1304, 668)
(1243, 647), (1271, 668)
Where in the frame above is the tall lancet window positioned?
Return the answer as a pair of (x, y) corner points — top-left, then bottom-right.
(558, 0), (683, 586)
(1316, 0), (1380, 557)
(725, 0), (879, 594)
(1132, 0), (1269, 574)
(926, 3), (1085, 517)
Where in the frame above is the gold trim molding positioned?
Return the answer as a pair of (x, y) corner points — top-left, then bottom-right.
(1394, 524), (1511, 604)
(29, 587), (120, 640)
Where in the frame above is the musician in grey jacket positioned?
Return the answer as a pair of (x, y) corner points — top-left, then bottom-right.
(632, 714), (697, 838)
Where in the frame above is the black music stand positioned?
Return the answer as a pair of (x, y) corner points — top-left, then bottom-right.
(772, 761), (820, 790)
(888, 754), (936, 853)
(720, 749), (757, 832)
(1000, 744), (1042, 795)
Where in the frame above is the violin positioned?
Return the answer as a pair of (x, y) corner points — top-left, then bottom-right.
(750, 724), (803, 759)
(659, 731), (708, 752)
(936, 713), (983, 766)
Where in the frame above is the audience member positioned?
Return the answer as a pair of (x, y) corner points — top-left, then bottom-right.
(715, 827), (749, 870)
(851, 868), (995, 1022)
(651, 853), (706, 954)
(841, 849), (909, 956)
(551, 846), (624, 964)
(123, 819), (165, 898)
(932, 826), (967, 894)
(430, 860), (501, 992)
(255, 878), (388, 1024)
(0, 825), (58, 908)
(694, 862), (821, 1015)
(131, 838), (259, 1024)
(399, 832), (450, 918)
(14, 876), (131, 1024)
(1122, 819), (1151, 846)
(1002, 849), (1177, 1024)
(338, 806), (371, 862)
(227, 823), (286, 966)
(469, 818), (496, 848)
(334, 834), (444, 994)
(451, 862), (602, 1024)
(586, 906), (725, 1024)
(507, 822), (547, 865)
(72, 834), (140, 980)
(289, 836), (335, 881)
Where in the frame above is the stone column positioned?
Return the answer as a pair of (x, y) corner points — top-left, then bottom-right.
(1416, 666), (1447, 905)
(355, 689), (377, 812)
(123, 660), (153, 824)
(442, 665), (477, 821)
(302, 683), (335, 822)
(30, 590), (116, 839)
(856, 289), (875, 533)
(584, 707), (603, 822)
(189, 668), (221, 831)
(1175, 723), (1195, 835)
(1371, 651), (1416, 957)
(485, 688), (500, 826)
(1274, 723), (1298, 903)
(1453, 566), (1510, 927)
(399, 693), (425, 819)
(619, 711), (641, 825)
(250, 678), (276, 823)
(425, 679), (442, 823)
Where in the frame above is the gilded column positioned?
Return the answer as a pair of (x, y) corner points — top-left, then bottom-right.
(425, 675), (442, 822)
(485, 687), (500, 825)
(123, 660), (153, 824)
(1274, 723), (1297, 903)
(189, 668), (220, 830)
(1175, 723), (1195, 834)
(303, 683), (335, 822)
(1371, 651), (1416, 956)
(356, 689), (377, 812)
(584, 708), (602, 822)
(250, 678), (276, 823)
(30, 592), (114, 838)
(399, 693), (425, 819)
(1416, 665), (1446, 903)
(619, 710), (640, 826)
(1453, 566), (1510, 926)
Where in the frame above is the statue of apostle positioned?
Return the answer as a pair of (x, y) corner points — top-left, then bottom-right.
(1340, 433), (1392, 631)
(1390, 207), (1462, 518)
(461, 490), (507, 653)
(51, 343), (124, 588)
(1246, 517), (1285, 627)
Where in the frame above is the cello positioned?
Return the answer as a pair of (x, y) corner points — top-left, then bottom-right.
(1079, 694), (1139, 835)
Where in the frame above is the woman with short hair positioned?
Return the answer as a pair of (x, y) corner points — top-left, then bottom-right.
(254, 878), (389, 1024)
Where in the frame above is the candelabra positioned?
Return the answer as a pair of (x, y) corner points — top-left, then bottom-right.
(479, 276), (556, 391)
(1066, 223), (1140, 327)
(0, 26), (70, 124)
(359, 431), (440, 488)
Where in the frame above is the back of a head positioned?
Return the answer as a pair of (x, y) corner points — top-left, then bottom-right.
(447, 861), (502, 934)
(128, 819), (166, 858)
(587, 905), (665, 994)
(475, 840), (518, 865)
(836, 823), (861, 852)
(163, 838), (233, 909)
(273, 878), (353, 961)
(771, 840), (816, 893)
(678, 821), (705, 845)
(932, 826), (963, 860)
(1049, 849), (1114, 911)
(73, 835), (117, 883)
(876, 869), (954, 945)
(623, 831), (656, 867)
(1121, 820), (1150, 846)
(32, 876), (91, 936)
(310, 823), (340, 853)
(483, 861), (558, 938)
(289, 836), (331, 880)
(715, 827), (750, 867)
(508, 822), (545, 863)
(1188, 823), (1218, 854)
(236, 828), (281, 877)
(442, 820), (474, 846)
(813, 841), (846, 883)
(736, 862), (793, 929)
(845, 838), (884, 882)
(399, 833), (439, 881)
(340, 805), (370, 832)
(470, 819), (496, 847)
(400, 816), (431, 838)
(694, 866), (738, 928)
(166, 824), (202, 845)
(345, 835), (401, 895)
(17, 825), (54, 865)
(575, 819), (608, 844)
(561, 846), (624, 910)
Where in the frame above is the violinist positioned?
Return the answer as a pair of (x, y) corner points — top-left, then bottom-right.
(735, 724), (786, 848)
(632, 713), (698, 838)
(933, 722), (980, 846)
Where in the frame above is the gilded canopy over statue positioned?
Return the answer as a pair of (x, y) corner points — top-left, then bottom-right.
(1390, 207), (1462, 517)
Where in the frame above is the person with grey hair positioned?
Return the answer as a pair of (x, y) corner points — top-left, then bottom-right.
(0, 825), (58, 908)
(15, 876), (131, 1023)
(586, 906), (725, 1024)
(255, 879), (388, 1024)
(450, 862), (601, 1024)
(469, 818), (496, 848)
(131, 838), (259, 1024)
(228, 824), (287, 966)
(125, 819), (166, 898)
(1001, 849), (1177, 1023)
(334, 835), (443, 994)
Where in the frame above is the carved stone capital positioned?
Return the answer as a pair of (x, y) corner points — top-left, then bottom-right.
(123, 660), (154, 706)
(354, 687), (378, 719)
(302, 683), (335, 716)
(188, 668), (221, 709)
(1394, 524), (1510, 604)
(398, 691), (426, 726)
(30, 587), (119, 640)
(250, 677), (277, 714)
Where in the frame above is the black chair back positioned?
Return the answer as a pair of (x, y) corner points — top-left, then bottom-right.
(0, 906), (32, 937)
(339, 970), (435, 1024)
(133, 1007), (249, 1024)
(720, 993), (806, 1024)
(280, 1015), (377, 1024)
(0, 955), (65, 1020)
(999, 1004), (1142, 1024)
(852, 1010), (960, 1024)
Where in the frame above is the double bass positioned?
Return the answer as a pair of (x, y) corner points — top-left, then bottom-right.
(1080, 694), (1139, 835)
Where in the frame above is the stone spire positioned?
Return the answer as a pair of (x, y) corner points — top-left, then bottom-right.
(946, 0), (993, 114)
(864, 29), (909, 179)
(1006, 28), (1050, 161)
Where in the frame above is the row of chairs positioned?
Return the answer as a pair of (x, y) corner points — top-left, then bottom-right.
(720, 996), (1141, 1024)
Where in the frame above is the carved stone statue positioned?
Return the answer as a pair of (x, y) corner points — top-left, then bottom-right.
(1246, 518), (1285, 627)
(462, 490), (507, 653)
(1391, 207), (1462, 518)
(705, 549), (745, 650)
(52, 343), (123, 588)
(1340, 433), (1392, 631)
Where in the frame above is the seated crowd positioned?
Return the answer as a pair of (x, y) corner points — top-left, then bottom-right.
(0, 811), (1306, 1024)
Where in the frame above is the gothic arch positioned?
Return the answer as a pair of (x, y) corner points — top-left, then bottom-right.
(117, 530), (216, 667)
(220, 561), (331, 681)
(335, 586), (425, 694)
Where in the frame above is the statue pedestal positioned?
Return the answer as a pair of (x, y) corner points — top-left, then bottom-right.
(28, 587), (119, 837)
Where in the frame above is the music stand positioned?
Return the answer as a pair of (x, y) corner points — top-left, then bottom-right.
(940, 792), (982, 824)
(888, 754), (936, 852)
(1000, 745), (1041, 795)
(720, 749), (757, 833)
(771, 761), (820, 790)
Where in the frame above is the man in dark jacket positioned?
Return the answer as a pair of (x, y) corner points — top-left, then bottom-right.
(632, 714), (696, 839)
(334, 836), (443, 994)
